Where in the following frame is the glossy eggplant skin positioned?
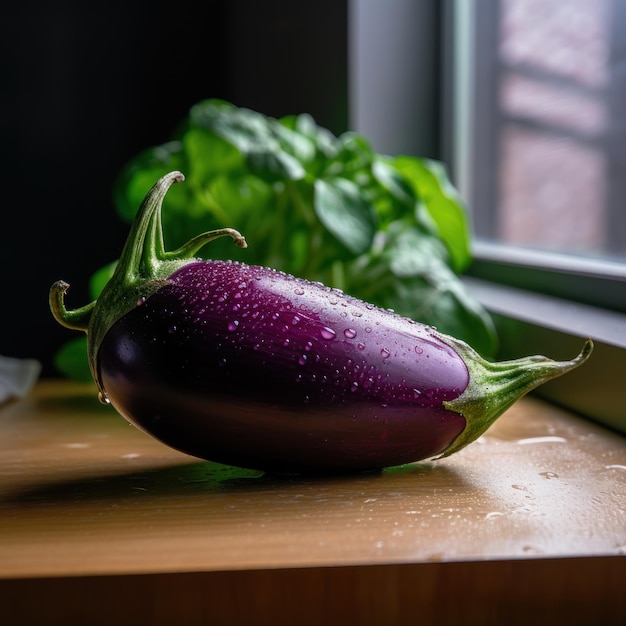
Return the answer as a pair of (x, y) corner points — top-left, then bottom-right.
(97, 260), (469, 473)
(51, 171), (593, 474)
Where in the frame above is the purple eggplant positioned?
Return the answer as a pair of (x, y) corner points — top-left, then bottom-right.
(50, 171), (592, 473)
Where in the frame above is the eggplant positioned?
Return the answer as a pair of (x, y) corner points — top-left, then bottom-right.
(50, 172), (592, 473)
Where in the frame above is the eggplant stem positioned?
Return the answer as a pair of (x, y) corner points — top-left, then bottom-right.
(440, 337), (594, 458)
(119, 171), (185, 282)
(51, 170), (251, 394)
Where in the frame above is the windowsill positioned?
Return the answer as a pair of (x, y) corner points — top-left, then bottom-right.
(464, 275), (626, 349)
(1, 380), (625, 621)
(468, 241), (626, 316)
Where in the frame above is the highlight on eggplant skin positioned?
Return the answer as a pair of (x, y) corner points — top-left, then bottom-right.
(50, 171), (594, 473)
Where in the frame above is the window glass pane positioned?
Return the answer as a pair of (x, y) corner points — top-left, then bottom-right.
(464, 0), (626, 263)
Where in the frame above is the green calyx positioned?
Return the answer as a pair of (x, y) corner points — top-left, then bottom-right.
(439, 336), (594, 458)
(50, 171), (247, 382)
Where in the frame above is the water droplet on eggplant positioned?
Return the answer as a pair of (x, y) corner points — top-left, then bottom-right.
(320, 327), (336, 340)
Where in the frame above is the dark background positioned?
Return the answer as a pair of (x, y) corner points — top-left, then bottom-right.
(1, 0), (348, 377)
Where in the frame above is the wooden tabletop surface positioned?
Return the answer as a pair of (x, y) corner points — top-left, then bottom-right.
(1, 379), (625, 578)
(1, 380), (625, 624)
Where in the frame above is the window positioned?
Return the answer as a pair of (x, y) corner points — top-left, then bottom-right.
(464, 0), (626, 260)
(449, 0), (626, 314)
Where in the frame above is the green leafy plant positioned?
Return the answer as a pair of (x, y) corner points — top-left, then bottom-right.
(56, 99), (497, 380)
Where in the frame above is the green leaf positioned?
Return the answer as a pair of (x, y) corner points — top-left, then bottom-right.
(314, 178), (377, 255)
(53, 337), (92, 382)
(324, 132), (374, 179)
(372, 158), (415, 208)
(246, 149), (306, 182)
(183, 128), (245, 180)
(392, 156), (472, 272)
(208, 173), (272, 219)
(280, 113), (338, 161)
(189, 99), (307, 182)
(387, 228), (450, 280)
(89, 262), (117, 299)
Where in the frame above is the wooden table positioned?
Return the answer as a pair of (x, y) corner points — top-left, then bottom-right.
(1, 381), (625, 625)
